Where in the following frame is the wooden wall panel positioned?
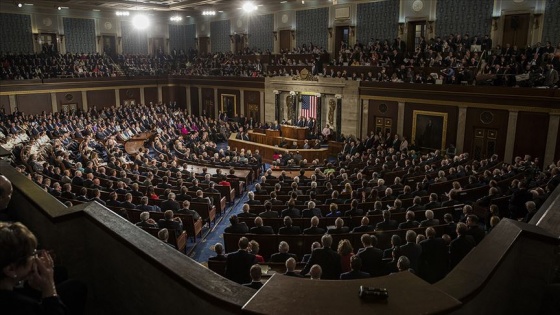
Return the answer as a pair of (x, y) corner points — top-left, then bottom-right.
(403, 103), (458, 151)
(118, 88), (141, 106)
(55, 91), (83, 112)
(0, 95), (11, 115)
(162, 86), (186, 109)
(86, 90), (115, 109)
(218, 89), (241, 118)
(144, 87), (158, 105)
(201, 88), (215, 118)
(514, 111), (549, 162)
(367, 100), (398, 137)
(244, 90), (261, 123)
(15, 93), (51, 115)
(190, 87), (199, 116)
(463, 108), (509, 160)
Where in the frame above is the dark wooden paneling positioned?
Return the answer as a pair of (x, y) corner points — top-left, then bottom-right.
(244, 90), (261, 123)
(119, 88), (141, 106)
(218, 89), (240, 118)
(190, 87), (199, 116)
(514, 111), (549, 162)
(16, 93), (51, 115)
(368, 100), (398, 138)
(144, 87), (158, 105)
(55, 91), (83, 111)
(556, 124), (560, 164)
(201, 88), (215, 118)
(403, 103), (458, 151)
(0, 95), (11, 115)
(162, 86), (186, 108)
(86, 90), (115, 109)
(463, 108), (509, 159)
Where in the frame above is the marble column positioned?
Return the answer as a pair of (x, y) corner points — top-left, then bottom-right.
(397, 102), (405, 137)
(198, 87), (202, 116)
(8, 95), (16, 113)
(239, 90), (245, 116)
(140, 87), (145, 105)
(50, 93), (57, 113)
(214, 88), (219, 120)
(115, 89), (120, 107)
(185, 87), (191, 113)
(273, 90), (280, 123)
(259, 91), (265, 123)
(315, 93), (322, 134)
(455, 106), (467, 153)
(543, 113), (560, 169)
(157, 86), (163, 103)
(335, 94), (342, 141)
(81, 91), (88, 110)
(504, 110), (519, 164)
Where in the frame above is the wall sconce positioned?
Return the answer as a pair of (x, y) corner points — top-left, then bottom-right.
(291, 30), (295, 40)
(273, 31), (277, 40)
(533, 13), (542, 29)
(327, 27), (333, 38)
(492, 16), (499, 31)
(398, 23), (405, 35)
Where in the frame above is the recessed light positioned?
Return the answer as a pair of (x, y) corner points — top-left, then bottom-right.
(280, 1), (287, 3)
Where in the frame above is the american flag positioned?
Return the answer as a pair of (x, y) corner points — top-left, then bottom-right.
(300, 95), (317, 119)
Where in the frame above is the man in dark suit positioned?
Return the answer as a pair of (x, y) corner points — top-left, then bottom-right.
(420, 210), (440, 227)
(301, 201), (322, 218)
(300, 234), (342, 280)
(224, 215), (249, 234)
(400, 230), (422, 272)
(284, 257), (304, 277)
(258, 201), (279, 218)
(327, 217), (350, 234)
(356, 234), (383, 277)
(136, 196), (161, 212)
(238, 203), (257, 218)
(208, 243), (227, 262)
(419, 227), (448, 283)
(351, 216), (374, 233)
(176, 200), (201, 221)
(340, 256), (371, 280)
(449, 222), (475, 270)
(344, 199), (363, 217)
(157, 210), (183, 236)
(278, 216), (302, 235)
(407, 196), (425, 211)
(249, 217), (275, 234)
(375, 210), (398, 231)
(105, 191), (122, 208)
(242, 264), (264, 290)
(424, 193), (441, 210)
(281, 200), (300, 218)
(135, 211), (158, 228)
(508, 181), (533, 220)
(398, 211), (420, 229)
(443, 213), (457, 239)
(246, 191), (261, 206)
(269, 241), (298, 263)
(268, 192), (284, 205)
(121, 193), (137, 209)
(303, 216), (326, 235)
(465, 215), (485, 245)
(225, 237), (258, 284)
(161, 192), (181, 212)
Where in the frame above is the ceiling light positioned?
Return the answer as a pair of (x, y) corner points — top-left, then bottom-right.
(202, 10), (216, 16)
(57, 6), (62, 10)
(242, 2), (257, 12)
(17, 3), (23, 7)
(170, 15), (182, 22)
(116, 11), (130, 16)
(280, 1), (287, 3)
(132, 14), (150, 30)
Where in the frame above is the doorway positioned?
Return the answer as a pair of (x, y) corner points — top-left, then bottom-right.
(472, 128), (497, 160)
(407, 21), (426, 52)
(102, 35), (116, 57)
(502, 14), (529, 48)
(279, 30), (291, 52)
(40, 33), (58, 54)
(198, 37), (209, 55)
(152, 37), (164, 55)
(334, 26), (349, 61)
(233, 34), (245, 54)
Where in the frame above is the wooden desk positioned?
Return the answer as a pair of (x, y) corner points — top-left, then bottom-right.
(228, 134), (329, 164)
(124, 132), (154, 155)
(281, 125), (308, 139)
(265, 129), (280, 140)
(242, 272), (461, 315)
(248, 130), (306, 148)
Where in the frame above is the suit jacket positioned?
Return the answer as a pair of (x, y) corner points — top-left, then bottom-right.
(420, 218), (440, 227)
(465, 225), (485, 245)
(135, 220), (157, 229)
(157, 219), (183, 234)
(303, 226), (325, 235)
(340, 270), (371, 280)
(136, 204), (161, 212)
(449, 235), (475, 269)
(269, 252), (297, 263)
(259, 211), (280, 218)
(278, 226), (302, 235)
(161, 199), (181, 212)
(356, 247), (383, 277)
(302, 208), (322, 218)
(327, 227), (350, 234)
(419, 238), (448, 283)
(375, 219), (398, 231)
(300, 247), (342, 280)
(225, 249), (257, 284)
(351, 225), (374, 233)
(242, 281), (263, 290)
(281, 207), (301, 218)
(224, 222), (249, 234)
(400, 242), (422, 272)
(249, 226), (275, 234)
(424, 201), (441, 210)
(398, 220), (420, 229)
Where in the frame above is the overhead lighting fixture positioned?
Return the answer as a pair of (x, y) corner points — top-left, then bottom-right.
(280, 1), (287, 3)
(17, 3), (23, 7)
(116, 11), (130, 16)
(57, 6), (62, 10)
(132, 14), (150, 30)
(170, 15), (182, 22)
(202, 10), (216, 16)
(93, 9), (100, 11)
(242, 2), (258, 13)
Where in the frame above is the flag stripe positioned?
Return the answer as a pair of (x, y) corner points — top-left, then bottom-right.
(300, 95), (317, 119)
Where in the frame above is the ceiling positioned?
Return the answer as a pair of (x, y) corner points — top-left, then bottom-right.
(7, 0), (365, 17)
